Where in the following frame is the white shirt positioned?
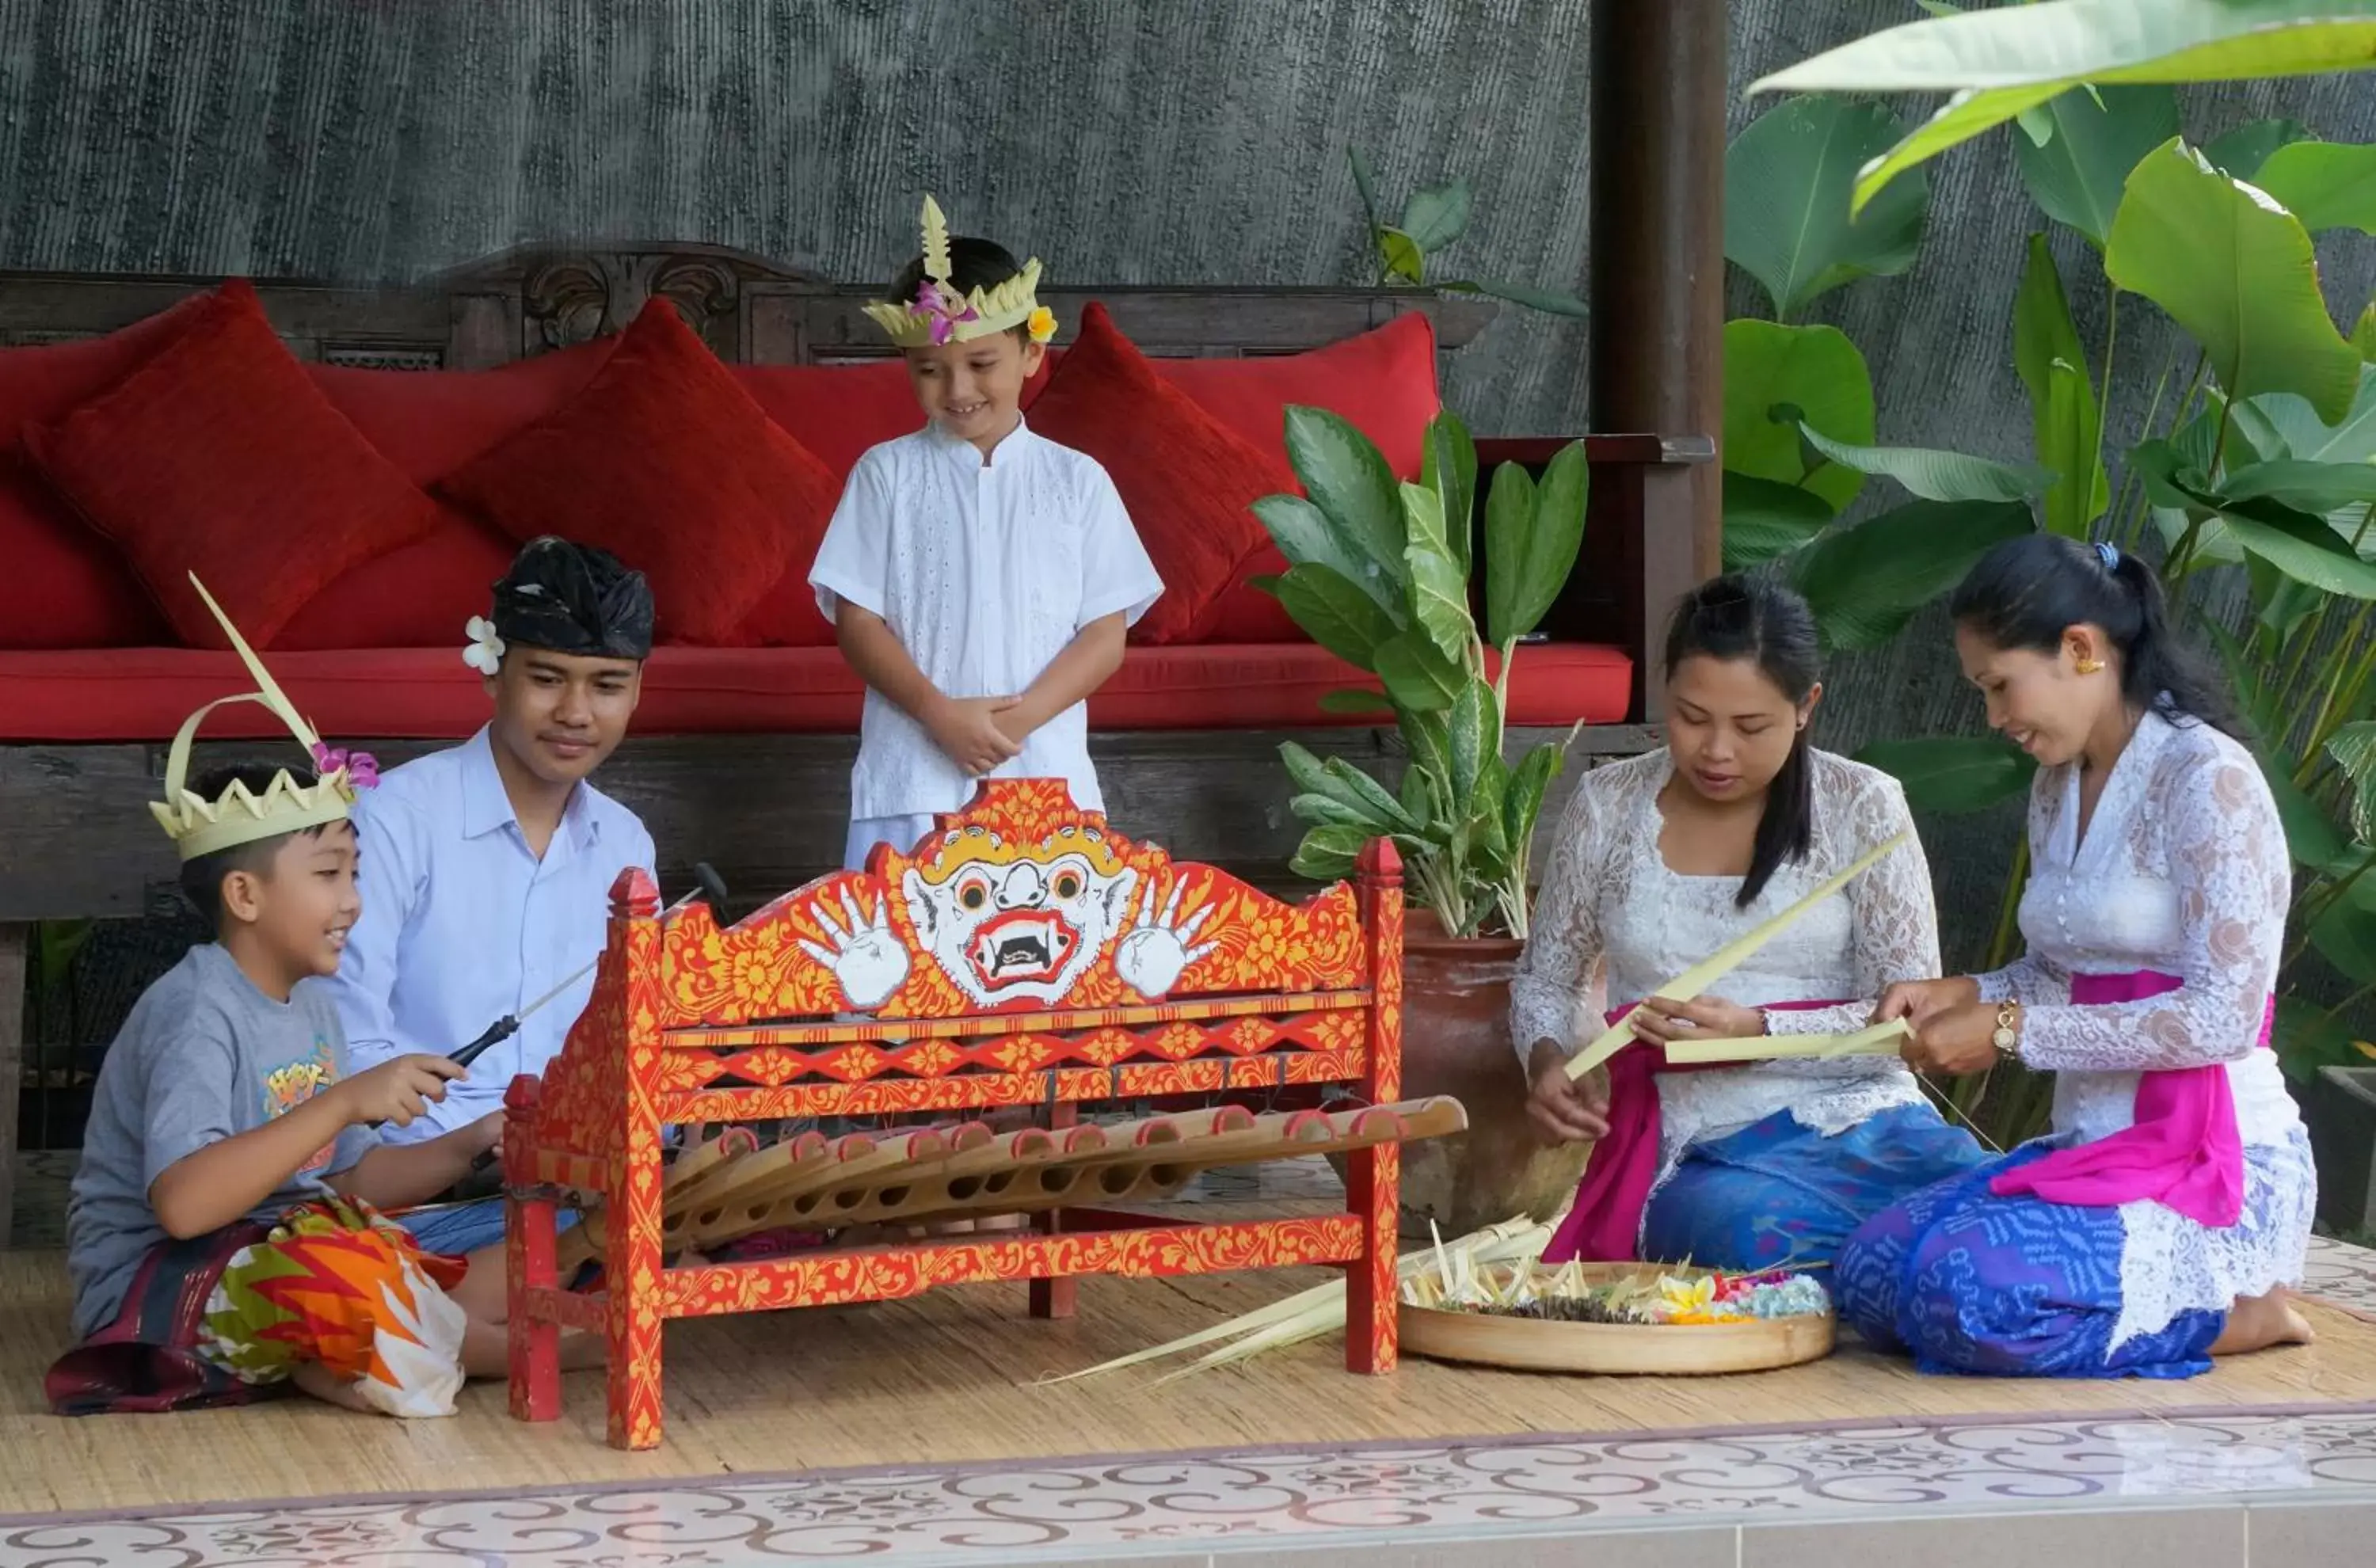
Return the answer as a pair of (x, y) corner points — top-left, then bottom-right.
(808, 418), (1163, 820)
(326, 727), (656, 1144)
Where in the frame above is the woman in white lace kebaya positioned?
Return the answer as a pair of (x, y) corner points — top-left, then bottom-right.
(1515, 577), (1986, 1273)
(1839, 535), (2316, 1379)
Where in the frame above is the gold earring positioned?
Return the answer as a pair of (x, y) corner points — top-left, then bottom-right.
(2075, 657), (2104, 676)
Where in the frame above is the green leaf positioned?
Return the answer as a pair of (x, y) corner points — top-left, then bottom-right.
(1799, 425), (2054, 502)
(1316, 687), (1394, 717)
(1399, 763), (1437, 834)
(1322, 755), (1422, 835)
(1723, 319), (1877, 512)
(2273, 995), (2365, 1085)
(2252, 139), (2376, 235)
(1419, 413), (1478, 579)
(2313, 880), (2376, 987)
(1746, 2), (2376, 215)
(1485, 443), (1589, 646)
(1379, 227), (1426, 285)
(2206, 117), (2312, 180)
(2223, 459), (2376, 513)
(1283, 405), (1411, 588)
(1504, 741), (1565, 857)
(2012, 84), (2181, 247)
(1446, 678), (1498, 804)
(2219, 501), (2376, 601)
(1794, 499), (2036, 652)
(1399, 707), (1453, 793)
(1290, 823), (1369, 882)
(1251, 493), (1396, 612)
(2354, 300), (2376, 362)
(2104, 140), (2363, 426)
(1272, 563), (1403, 668)
(2329, 718), (2376, 839)
(1400, 481), (1475, 666)
(2012, 232), (2108, 536)
(1723, 473), (1834, 569)
(1402, 181), (1473, 253)
(1288, 791), (1387, 832)
(1443, 278), (1592, 318)
(2268, 752), (2350, 867)
(1856, 735), (2038, 814)
(1347, 146), (1383, 235)
(1375, 634), (1464, 713)
(2233, 365), (2376, 465)
(1723, 94), (1931, 319)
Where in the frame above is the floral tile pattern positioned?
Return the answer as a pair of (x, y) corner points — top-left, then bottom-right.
(7, 1411), (2376, 1566)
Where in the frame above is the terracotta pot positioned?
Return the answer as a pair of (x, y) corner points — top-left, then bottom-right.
(1342, 908), (1590, 1239)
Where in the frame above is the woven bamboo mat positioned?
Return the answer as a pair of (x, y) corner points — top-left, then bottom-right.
(5, 1231), (2374, 1520)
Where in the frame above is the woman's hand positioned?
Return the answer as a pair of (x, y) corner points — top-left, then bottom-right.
(1625, 995), (1765, 1045)
(1901, 1001), (2005, 1076)
(1871, 976), (1980, 1028)
(1525, 1040), (1611, 1144)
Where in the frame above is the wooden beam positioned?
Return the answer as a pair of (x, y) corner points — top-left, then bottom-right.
(0, 922), (24, 1250)
(1588, 0), (1727, 721)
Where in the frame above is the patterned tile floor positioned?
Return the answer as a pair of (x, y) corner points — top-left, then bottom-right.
(6, 1159), (2376, 1566)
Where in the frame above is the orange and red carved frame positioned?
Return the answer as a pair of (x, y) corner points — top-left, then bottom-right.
(503, 780), (1404, 1449)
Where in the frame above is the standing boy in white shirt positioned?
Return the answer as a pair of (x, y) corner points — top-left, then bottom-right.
(809, 196), (1163, 871)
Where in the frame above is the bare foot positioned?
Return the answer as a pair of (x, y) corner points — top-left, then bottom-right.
(291, 1361), (377, 1412)
(2210, 1288), (2317, 1356)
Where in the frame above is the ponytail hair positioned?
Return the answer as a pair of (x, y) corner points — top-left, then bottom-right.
(1948, 535), (2245, 740)
(1663, 574), (1822, 908)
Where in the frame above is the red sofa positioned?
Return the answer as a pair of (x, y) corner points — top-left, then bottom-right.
(0, 276), (1632, 744)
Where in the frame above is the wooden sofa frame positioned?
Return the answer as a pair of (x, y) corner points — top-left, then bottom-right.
(0, 241), (1705, 1243)
(503, 781), (1408, 1449)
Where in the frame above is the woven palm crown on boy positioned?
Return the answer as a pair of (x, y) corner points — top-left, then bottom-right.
(55, 580), (567, 1421)
(809, 195), (1164, 870)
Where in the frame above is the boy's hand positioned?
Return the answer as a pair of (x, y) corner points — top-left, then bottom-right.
(335, 1055), (461, 1128)
(927, 695), (1023, 775)
(456, 1109), (504, 1161)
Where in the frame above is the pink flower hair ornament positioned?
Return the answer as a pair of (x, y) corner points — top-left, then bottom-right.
(311, 742), (380, 791)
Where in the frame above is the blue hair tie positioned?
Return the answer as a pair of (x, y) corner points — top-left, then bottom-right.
(2094, 541), (2120, 570)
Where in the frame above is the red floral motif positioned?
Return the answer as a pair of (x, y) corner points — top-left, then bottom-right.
(507, 783), (1408, 1451)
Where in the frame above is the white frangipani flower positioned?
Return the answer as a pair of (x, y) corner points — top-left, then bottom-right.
(462, 615), (506, 676)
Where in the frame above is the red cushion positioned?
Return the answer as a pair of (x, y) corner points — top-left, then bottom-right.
(0, 641), (1631, 740)
(1198, 543), (1304, 642)
(0, 289), (224, 458)
(22, 280), (444, 650)
(0, 458), (170, 649)
(440, 300), (837, 645)
(280, 342), (626, 650)
(1154, 312), (1440, 478)
(1028, 304), (1289, 645)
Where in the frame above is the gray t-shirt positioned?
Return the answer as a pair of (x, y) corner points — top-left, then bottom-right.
(67, 943), (379, 1339)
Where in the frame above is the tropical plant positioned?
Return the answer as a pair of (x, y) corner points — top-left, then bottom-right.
(1719, 79), (2376, 1142)
(1345, 147), (1592, 318)
(1254, 406), (1589, 938)
(1748, 0), (2376, 214)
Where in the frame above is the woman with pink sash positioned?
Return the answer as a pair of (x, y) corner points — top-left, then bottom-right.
(1517, 578), (1985, 1274)
(1838, 535), (2316, 1379)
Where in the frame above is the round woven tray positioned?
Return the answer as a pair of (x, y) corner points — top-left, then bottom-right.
(1399, 1262), (1836, 1376)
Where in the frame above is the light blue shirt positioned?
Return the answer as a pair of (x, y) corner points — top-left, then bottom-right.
(329, 727), (655, 1144)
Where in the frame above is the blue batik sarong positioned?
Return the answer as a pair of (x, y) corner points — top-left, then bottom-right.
(1834, 1142), (2226, 1380)
(1636, 1103), (1988, 1274)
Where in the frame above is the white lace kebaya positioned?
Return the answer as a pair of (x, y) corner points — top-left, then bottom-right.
(1511, 748), (1940, 1205)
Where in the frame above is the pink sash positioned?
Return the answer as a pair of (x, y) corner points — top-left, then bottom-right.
(1541, 998), (1845, 1263)
(1986, 970), (2265, 1227)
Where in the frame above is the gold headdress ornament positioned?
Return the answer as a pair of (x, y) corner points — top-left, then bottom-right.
(152, 574), (376, 862)
(862, 194), (1058, 349)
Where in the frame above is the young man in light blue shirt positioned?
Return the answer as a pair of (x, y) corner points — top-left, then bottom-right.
(329, 537), (656, 1254)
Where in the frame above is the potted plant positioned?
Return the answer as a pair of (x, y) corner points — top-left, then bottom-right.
(1253, 405), (1590, 1235)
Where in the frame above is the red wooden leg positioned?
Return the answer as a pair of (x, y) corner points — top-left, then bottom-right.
(506, 1189), (562, 1421)
(1030, 1101), (1078, 1320)
(1345, 1142), (1399, 1374)
(604, 1157), (667, 1449)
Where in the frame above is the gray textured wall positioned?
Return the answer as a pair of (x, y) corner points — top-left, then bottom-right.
(6, 0), (2374, 963)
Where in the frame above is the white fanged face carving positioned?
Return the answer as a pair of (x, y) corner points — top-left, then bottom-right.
(904, 837), (1136, 1007)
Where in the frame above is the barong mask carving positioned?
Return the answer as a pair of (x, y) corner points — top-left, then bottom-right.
(902, 828), (1135, 1007)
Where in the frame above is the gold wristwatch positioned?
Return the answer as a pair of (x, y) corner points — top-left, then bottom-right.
(1991, 1000), (2022, 1060)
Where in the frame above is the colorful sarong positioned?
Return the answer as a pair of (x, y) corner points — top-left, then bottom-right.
(1835, 1142), (2226, 1379)
(49, 1197), (470, 1419)
(1637, 1104), (1987, 1273)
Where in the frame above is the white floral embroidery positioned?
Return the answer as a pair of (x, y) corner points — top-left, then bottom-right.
(1510, 750), (1939, 1208)
(1974, 708), (2308, 1345)
(462, 615), (505, 676)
